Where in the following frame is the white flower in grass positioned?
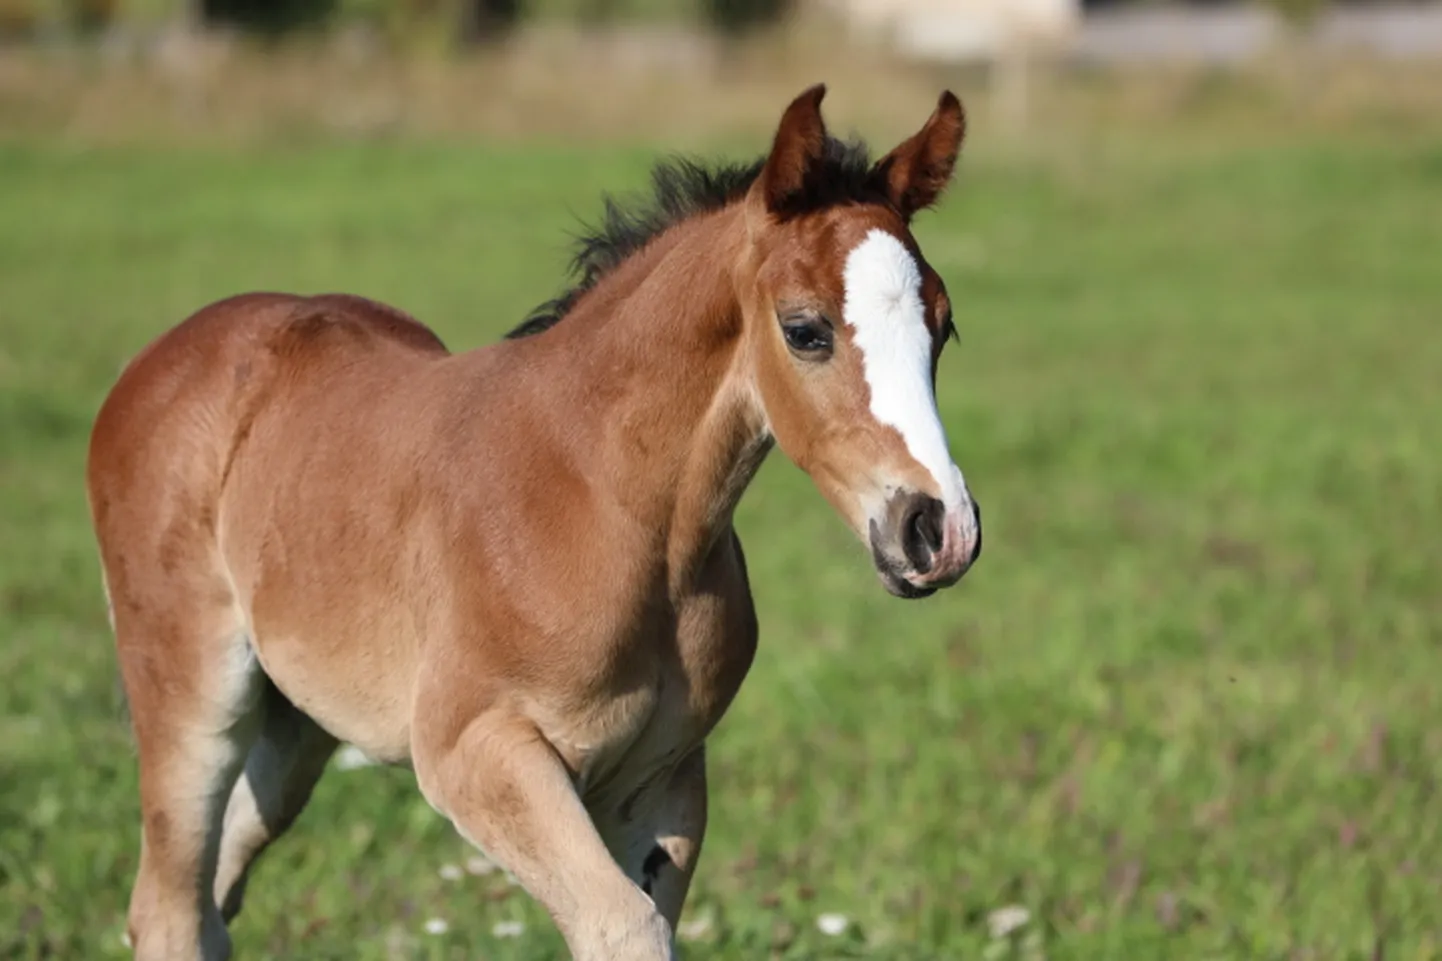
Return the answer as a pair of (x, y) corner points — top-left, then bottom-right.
(333, 744), (377, 771)
(815, 912), (849, 937)
(119, 930), (132, 949)
(492, 920), (525, 938)
(677, 913), (714, 942)
(423, 917), (450, 936)
(466, 854), (497, 876)
(437, 863), (463, 882)
(987, 904), (1030, 939)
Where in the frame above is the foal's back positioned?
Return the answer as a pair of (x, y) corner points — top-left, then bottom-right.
(89, 292), (450, 509)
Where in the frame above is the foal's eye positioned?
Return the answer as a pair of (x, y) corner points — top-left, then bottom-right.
(942, 310), (959, 344)
(780, 317), (833, 359)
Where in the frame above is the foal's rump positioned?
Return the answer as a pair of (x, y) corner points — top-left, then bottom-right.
(88, 292), (454, 760)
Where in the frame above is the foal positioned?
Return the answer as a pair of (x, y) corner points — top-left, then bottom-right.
(87, 84), (981, 960)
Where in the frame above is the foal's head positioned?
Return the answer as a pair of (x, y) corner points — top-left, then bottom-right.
(738, 85), (980, 598)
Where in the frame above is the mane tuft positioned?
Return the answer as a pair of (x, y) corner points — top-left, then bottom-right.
(507, 136), (881, 339)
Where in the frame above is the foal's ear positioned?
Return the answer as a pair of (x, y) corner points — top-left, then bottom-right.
(870, 90), (966, 221)
(754, 83), (829, 215)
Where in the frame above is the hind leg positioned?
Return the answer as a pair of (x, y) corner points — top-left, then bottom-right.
(214, 688), (337, 921)
(119, 606), (264, 961)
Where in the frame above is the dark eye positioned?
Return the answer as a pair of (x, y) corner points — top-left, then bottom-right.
(780, 317), (833, 359)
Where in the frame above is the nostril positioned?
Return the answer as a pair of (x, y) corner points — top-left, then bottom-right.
(901, 497), (945, 574)
(918, 505), (943, 555)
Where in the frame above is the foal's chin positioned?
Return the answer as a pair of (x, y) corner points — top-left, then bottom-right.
(868, 543), (945, 600)
(877, 568), (940, 600)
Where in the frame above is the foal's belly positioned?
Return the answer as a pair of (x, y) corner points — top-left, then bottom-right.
(247, 609), (422, 765)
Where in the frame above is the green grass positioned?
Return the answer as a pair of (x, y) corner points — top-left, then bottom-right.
(2, 126), (1441, 960)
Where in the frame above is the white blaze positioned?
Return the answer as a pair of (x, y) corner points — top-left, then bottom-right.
(842, 228), (968, 510)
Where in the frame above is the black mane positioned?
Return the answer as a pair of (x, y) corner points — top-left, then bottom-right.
(507, 135), (882, 339)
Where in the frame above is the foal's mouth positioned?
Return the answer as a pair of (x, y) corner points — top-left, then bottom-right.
(880, 570), (939, 600)
(869, 533), (940, 600)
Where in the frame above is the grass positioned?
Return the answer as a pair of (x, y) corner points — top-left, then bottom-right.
(2, 100), (1441, 960)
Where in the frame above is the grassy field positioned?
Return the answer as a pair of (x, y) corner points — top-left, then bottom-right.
(2, 98), (1441, 960)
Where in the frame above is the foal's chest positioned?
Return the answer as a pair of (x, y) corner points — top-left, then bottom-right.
(553, 533), (759, 800)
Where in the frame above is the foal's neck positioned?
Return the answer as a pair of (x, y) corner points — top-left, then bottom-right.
(535, 206), (769, 589)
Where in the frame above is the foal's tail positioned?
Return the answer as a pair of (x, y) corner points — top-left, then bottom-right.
(113, 673), (133, 742)
(96, 562), (136, 743)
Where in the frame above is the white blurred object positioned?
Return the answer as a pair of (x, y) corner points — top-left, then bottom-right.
(824, 0), (1081, 61)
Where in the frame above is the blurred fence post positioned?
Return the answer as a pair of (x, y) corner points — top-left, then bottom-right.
(1266, 0), (1328, 113)
(993, 31), (1030, 137)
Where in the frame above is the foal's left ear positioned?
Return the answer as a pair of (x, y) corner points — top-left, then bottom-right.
(870, 91), (967, 221)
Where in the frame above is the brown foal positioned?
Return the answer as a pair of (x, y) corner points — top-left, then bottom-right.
(86, 84), (982, 960)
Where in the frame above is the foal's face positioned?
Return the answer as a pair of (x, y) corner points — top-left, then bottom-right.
(742, 86), (982, 598)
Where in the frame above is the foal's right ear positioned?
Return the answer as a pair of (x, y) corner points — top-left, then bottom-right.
(753, 83), (829, 216)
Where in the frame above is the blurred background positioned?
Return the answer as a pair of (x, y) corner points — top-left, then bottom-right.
(2, 0), (1441, 958)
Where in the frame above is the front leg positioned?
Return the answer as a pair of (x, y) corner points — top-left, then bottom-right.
(415, 712), (673, 961)
(596, 747), (709, 932)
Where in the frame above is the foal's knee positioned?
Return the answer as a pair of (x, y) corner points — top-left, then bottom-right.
(571, 898), (674, 961)
(126, 898), (232, 961)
